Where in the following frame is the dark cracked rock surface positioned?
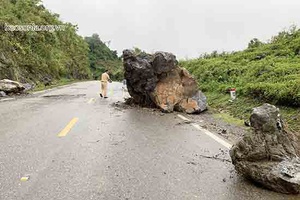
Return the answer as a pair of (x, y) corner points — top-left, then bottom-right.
(123, 49), (207, 114)
(230, 103), (300, 194)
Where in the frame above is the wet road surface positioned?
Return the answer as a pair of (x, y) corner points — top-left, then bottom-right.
(0, 81), (299, 200)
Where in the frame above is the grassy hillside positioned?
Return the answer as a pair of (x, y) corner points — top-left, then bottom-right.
(180, 26), (300, 132)
(0, 0), (123, 88)
(85, 34), (123, 81)
(0, 0), (91, 85)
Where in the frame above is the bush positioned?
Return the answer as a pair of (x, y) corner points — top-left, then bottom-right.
(180, 27), (300, 107)
(0, 0), (91, 83)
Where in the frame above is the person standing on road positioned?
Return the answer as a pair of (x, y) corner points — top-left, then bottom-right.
(100, 70), (112, 98)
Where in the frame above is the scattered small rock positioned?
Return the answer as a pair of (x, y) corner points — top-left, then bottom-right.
(244, 120), (251, 127)
(111, 101), (130, 110)
(0, 91), (6, 97)
(42, 76), (52, 86)
(23, 83), (35, 91)
(187, 161), (197, 165)
(201, 125), (208, 129)
(291, 116), (298, 121)
(176, 120), (193, 126)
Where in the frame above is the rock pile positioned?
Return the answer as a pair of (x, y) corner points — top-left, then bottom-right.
(123, 49), (207, 114)
(0, 79), (25, 96)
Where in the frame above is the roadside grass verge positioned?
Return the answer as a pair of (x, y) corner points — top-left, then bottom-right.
(180, 26), (300, 134)
(31, 78), (85, 92)
(206, 92), (300, 134)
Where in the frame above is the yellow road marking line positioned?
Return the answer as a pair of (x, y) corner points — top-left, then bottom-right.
(88, 98), (95, 104)
(57, 118), (79, 137)
(20, 176), (29, 182)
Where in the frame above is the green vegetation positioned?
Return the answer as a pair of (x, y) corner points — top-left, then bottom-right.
(0, 0), (91, 85)
(32, 78), (81, 92)
(180, 26), (300, 132)
(213, 112), (245, 127)
(0, 0), (123, 87)
(85, 34), (123, 81)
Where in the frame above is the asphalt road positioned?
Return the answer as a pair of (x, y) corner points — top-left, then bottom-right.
(0, 81), (299, 200)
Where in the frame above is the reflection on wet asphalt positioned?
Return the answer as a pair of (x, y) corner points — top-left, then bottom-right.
(0, 81), (299, 200)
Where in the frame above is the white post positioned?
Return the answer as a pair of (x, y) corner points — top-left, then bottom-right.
(230, 88), (236, 100)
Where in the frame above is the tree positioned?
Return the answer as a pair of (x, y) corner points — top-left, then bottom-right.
(248, 38), (263, 49)
(0, 0), (91, 82)
(84, 34), (122, 80)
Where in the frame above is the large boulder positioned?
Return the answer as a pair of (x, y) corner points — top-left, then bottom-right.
(123, 49), (207, 113)
(0, 79), (25, 94)
(230, 103), (300, 194)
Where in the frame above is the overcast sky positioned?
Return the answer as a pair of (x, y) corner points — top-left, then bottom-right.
(43, 0), (300, 59)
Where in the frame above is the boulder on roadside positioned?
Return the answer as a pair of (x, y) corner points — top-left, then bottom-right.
(0, 79), (25, 94)
(230, 103), (300, 194)
(23, 83), (35, 91)
(123, 49), (207, 114)
(0, 91), (7, 97)
(42, 76), (52, 86)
